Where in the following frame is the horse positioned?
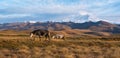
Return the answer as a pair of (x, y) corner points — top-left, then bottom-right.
(30, 29), (51, 41)
(52, 34), (65, 40)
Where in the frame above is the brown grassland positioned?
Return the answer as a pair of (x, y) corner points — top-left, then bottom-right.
(0, 30), (120, 58)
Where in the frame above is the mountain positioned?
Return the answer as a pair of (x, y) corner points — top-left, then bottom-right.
(64, 21), (120, 33)
(0, 21), (120, 33)
(118, 24), (120, 27)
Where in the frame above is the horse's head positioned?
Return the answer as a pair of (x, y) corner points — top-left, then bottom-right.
(30, 32), (34, 37)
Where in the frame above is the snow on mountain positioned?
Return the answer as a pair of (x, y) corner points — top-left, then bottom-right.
(62, 11), (103, 23)
(24, 21), (37, 23)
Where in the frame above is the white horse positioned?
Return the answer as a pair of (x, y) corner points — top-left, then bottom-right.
(52, 34), (65, 40)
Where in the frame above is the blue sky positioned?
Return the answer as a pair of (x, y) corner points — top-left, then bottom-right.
(0, 0), (120, 23)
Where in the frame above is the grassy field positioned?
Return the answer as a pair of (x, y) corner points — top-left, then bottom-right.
(0, 30), (120, 58)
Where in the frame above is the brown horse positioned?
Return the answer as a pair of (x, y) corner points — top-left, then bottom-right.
(30, 29), (51, 41)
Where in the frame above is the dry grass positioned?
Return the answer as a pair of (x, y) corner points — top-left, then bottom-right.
(0, 30), (120, 58)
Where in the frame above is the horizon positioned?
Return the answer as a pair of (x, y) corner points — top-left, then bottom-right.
(0, 20), (119, 24)
(0, 0), (120, 23)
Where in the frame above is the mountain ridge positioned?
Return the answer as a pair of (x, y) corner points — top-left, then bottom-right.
(0, 21), (120, 33)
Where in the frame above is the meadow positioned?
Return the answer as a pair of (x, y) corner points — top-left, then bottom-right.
(0, 30), (120, 58)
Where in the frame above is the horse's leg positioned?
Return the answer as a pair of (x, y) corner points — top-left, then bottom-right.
(47, 35), (51, 41)
(44, 34), (47, 41)
(44, 35), (47, 41)
(62, 36), (66, 41)
(39, 36), (41, 41)
(48, 37), (50, 41)
(32, 36), (35, 41)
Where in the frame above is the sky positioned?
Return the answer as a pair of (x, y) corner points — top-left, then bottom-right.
(0, 0), (120, 23)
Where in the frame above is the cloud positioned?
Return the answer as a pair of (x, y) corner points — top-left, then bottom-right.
(79, 11), (90, 16)
(61, 12), (103, 23)
(0, 0), (87, 14)
(0, 14), (31, 18)
(1, 0), (119, 15)
(0, 0), (120, 23)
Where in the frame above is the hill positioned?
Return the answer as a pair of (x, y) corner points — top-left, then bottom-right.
(0, 21), (120, 58)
